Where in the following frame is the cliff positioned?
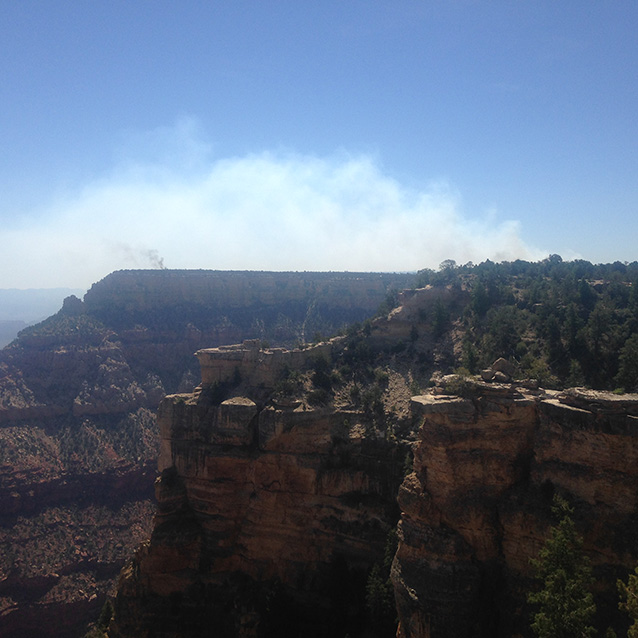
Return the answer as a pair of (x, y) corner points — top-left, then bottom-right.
(0, 270), (413, 638)
(7, 268), (638, 637)
(112, 340), (406, 638)
(111, 347), (638, 637)
(394, 382), (638, 637)
(83, 270), (414, 347)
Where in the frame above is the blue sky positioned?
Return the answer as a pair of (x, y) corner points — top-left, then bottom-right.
(1, 1), (636, 289)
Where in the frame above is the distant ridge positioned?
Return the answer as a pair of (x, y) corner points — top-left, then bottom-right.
(0, 288), (85, 346)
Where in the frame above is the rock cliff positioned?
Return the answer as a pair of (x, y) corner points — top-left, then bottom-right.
(0, 270), (413, 638)
(394, 383), (638, 638)
(7, 270), (638, 637)
(112, 339), (407, 637)
(111, 356), (638, 637)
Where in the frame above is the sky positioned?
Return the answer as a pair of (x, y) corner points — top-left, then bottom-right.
(0, 1), (637, 290)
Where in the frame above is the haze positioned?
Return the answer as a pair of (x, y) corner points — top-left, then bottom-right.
(1, 2), (636, 289)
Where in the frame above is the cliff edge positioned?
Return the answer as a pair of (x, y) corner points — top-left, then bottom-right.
(394, 382), (638, 637)
(112, 339), (406, 637)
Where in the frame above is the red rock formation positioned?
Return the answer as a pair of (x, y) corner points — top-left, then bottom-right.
(0, 270), (412, 638)
(393, 383), (638, 638)
(0, 459), (156, 638)
(112, 341), (405, 638)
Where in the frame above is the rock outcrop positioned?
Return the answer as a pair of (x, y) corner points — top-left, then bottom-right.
(112, 341), (405, 638)
(0, 270), (412, 638)
(112, 354), (638, 637)
(394, 382), (638, 638)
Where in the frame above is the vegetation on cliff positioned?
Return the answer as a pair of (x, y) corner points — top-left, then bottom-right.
(3, 262), (638, 638)
(618, 567), (638, 638)
(528, 495), (596, 638)
(417, 257), (638, 391)
(526, 494), (638, 638)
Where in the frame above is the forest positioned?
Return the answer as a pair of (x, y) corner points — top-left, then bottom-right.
(415, 256), (638, 392)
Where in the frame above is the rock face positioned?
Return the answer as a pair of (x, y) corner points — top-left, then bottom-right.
(0, 270), (413, 638)
(8, 271), (638, 637)
(83, 269), (414, 350)
(113, 354), (638, 637)
(1, 270), (414, 424)
(112, 341), (405, 638)
(393, 383), (638, 638)
(196, 339), (334, 400)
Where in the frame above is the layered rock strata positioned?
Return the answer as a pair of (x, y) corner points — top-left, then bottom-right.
(0, 270), (412, 638)
(83, 270), (414, 346)
(112, 341), (405, 637)
(393, 384), (638, 638)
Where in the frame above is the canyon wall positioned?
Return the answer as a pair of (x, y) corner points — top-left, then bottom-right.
(394, 384), (638, 638)
(111, 335), (638, 638)
(83, 270), (413, 349)
(112, 341), (405, 638)
(6, 270), (638, 637)
(0, 270), (412, 638)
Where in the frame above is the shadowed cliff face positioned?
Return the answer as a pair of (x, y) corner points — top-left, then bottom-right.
(0, 270), (413, 638)
(111, 336), (638, 638)
(112, 343), (406, 638)
(393, 384), (638, 638)
(83, 270), (414, 350)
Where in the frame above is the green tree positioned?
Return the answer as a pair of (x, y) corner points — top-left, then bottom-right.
(528, 494), (596, 638)
(615, 335), (638, 392)
(461, 337), (479, 374)
(483, 305), (521, 360)
(471, 280), (490, 317)
(432, 299), (450, 338)
(618, 566), (638, 637)
(366, 529), (398, 637)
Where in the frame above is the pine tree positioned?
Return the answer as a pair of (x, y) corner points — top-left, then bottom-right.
(365, 529), (398, 637)
(528, 494), (596, 638)
(615, 335), (638, 392)
(618, 566), (638, 637)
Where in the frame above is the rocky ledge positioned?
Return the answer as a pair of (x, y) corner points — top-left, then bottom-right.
(394, 381), (638, 638)
(110, 338), (638, 638)
(111, 341), (406, 638)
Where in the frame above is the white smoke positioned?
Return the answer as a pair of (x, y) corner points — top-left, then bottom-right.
(0, 123), (543, 288)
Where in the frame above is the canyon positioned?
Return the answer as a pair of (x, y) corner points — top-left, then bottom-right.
(0, 270), (413, 638)
(110, 317), (638, 636)
(3, 265), (638, 637)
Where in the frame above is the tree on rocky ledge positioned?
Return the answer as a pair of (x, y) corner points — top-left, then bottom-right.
(618, 566), (638, 637)
(528, 494), (596, 638)
(366, 528), (398, 637)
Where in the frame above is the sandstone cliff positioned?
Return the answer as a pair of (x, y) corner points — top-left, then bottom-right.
(111, 346), (638, 637)
(394, 382), (638, 638)
(0, 270), (413, 638)
(112, 339), (407, 638)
